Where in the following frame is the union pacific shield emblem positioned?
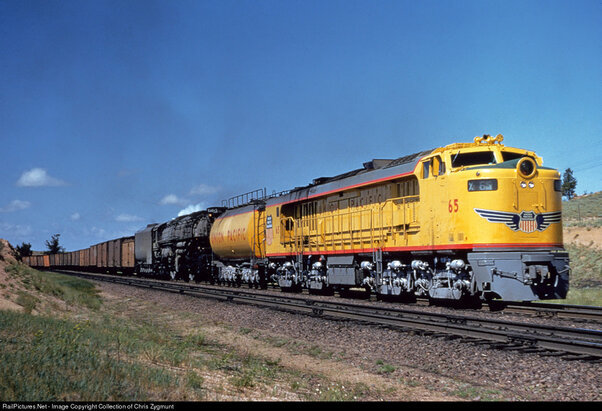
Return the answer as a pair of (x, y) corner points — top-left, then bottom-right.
(474, 208), (561, 233)
(519, 211), (537, 233)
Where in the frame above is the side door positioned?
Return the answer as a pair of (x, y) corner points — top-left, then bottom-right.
(421, 155), (448, 246)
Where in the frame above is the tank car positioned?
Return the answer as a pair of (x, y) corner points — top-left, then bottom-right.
(209, 135), (569, 303)
(209, 191), (269, 288)
(135, 208), (225, 281)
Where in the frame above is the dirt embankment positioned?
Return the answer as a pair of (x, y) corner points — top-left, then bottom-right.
(564, 227), (602, 249)
(0, 239), (23, 312)
(0, 239), (70, 315)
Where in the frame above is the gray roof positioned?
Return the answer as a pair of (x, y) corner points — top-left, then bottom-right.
(219, 148), (433, 217)
(266, 148), (433, 207)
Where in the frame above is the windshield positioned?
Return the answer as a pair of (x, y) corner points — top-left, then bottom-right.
(451, 151), (496, 168)
(501, 151), (535, 162)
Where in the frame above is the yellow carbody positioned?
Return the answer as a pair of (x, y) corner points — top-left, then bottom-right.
(211, 136), (564, 261)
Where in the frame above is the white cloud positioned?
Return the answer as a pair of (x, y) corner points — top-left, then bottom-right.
(0, 222), (33, 238)
(70, 212), (81, 221)
(189, 183), (219, 196)
(177, 203), (206, 217)
(90, 227), (106, 238)
(160, 194), (188, 206)
(16, 168), (67, 187)
(115, 214), (142, 222)
(0, 200), (31, 212)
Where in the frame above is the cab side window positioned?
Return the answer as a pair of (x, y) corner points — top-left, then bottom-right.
(433, 156), (445, 176)
(423, 156), (446, 178)
(422, 160), (431, 179)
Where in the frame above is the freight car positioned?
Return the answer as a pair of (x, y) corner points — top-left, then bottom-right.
(25, 237), (135, 275)
(24, 135), (570, 304)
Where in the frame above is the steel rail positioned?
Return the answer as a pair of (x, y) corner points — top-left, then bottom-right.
(498, 301), (602, 322)
(410, 296), (602, 323)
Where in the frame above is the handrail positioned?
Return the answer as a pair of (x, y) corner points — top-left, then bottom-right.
(280, 195), (420, 252)
(222, 188), (267, 208)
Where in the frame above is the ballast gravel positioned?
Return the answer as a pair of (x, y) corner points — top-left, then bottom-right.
(98, 281), (601, 401)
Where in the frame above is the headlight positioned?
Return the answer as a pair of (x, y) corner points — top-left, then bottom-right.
(517, 157), (537, 179)
(468, 179), (498, 191)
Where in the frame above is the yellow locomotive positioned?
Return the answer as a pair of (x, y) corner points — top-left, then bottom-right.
(210, 134), (569, 302)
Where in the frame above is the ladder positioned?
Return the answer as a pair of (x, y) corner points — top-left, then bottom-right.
(252, 201), (266, 261)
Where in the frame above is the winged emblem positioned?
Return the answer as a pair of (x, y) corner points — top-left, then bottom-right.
(474, 208), (561, 233)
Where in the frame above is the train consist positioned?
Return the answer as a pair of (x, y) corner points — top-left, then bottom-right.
(25, 135), (570, 303)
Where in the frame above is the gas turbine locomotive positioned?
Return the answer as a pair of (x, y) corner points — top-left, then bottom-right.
(207, 134), (569, 302)
(27, 135), (570, 303)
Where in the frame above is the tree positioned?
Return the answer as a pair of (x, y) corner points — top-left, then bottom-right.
(561, 168), (577, 200)
(45, 234), (65, 254)
(15, 242), (32, 261)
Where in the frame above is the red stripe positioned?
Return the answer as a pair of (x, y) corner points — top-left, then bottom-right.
(265, 242), (563, 257)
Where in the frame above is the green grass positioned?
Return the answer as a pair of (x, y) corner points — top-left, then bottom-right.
(540, 243), (602, 306)
(565, 243), (602, 289)
(551, 287), (602, 307)
(0, 311), (181, 401)
(0, 301), (294, 401)
(375, 359), (396, 374)
(452, 384), (501, 401)
(552, 242), (602, 306)
(535, 235), (602, 307)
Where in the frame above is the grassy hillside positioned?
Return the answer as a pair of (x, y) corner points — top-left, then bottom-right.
(563, 191), (602, 227)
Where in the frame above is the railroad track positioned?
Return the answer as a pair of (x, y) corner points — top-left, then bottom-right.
(52, 269), (602, 323)
(57, 270), (602, 362)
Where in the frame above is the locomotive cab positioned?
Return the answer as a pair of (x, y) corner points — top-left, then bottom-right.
(419, 135), (569, 301)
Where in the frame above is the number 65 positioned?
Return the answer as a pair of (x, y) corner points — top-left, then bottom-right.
(448, 199), (459, 213)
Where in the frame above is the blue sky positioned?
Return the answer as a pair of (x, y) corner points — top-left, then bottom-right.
(1, 0), (600, 251)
